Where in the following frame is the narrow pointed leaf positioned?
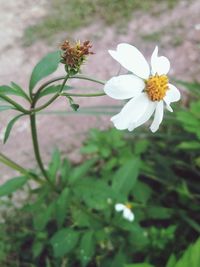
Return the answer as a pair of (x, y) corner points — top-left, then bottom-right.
(3, 114), (24, 144)
(78, 231), (95, 267)
(11, 82), (31, 102)
(0, 85), (17, 95)
(0, 176), (27, 197)
(112, 158), (141, 195)
(0, 105), (14, 112)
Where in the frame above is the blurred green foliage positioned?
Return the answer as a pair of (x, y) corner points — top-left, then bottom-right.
(0, 80), (200, 267)
(23, 0), (178, 45)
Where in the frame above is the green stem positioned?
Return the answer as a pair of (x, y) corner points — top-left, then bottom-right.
(0, 152), (41, 182)
(29, 114), (49, 179)
(61, 92), (106, 97)
(71, 74), (105, 85)
(0, 94), (29, 114)
(29, 75), (70, 189)
(33, 74), (105, 103)
(30, 113), (57, 190)
(31, 74), (70, 113)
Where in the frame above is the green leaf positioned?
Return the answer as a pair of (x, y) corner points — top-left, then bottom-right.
(50, 228), (79, 258)
(111, 250), (127, 267)
(11, 82), (30, 102)
(60, 158), (71, 183)
(112, 158), (141, 195)
(3, 114), (24, 144)
(71, 209), (91, 228)
(0, 84), (30, 102)
(174, 238), (200, 267)
(55, 188), (69, 227)
(0, 85), (20, 96)
(146, 206), (172, 219)
(133, 181), (152, 204)
(33, 203), (54, 231)
(177, 141), (200, 150)
(166, 254), (176, 267)
(0, 105), (14, 112)
(74, 178), (114, 210)
(0, 176), (27, 197)
(69, 159), (96, 184)
(128, 224), (149, 249)
(78, 231), (95, 267)
(48, 149), (61, 181)
(181, 215), (200, 233)
(32, 241), (44, 258)
(29, 50), (60, 92)
(125, 264), (154, 267)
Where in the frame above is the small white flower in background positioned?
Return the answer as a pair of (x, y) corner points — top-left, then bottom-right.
(115, 203), (134, 222)
(104, 43), (181, 132)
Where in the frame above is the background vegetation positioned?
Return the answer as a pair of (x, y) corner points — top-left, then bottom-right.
(24, 0), (178, 45)
(0, 79), (199, 266)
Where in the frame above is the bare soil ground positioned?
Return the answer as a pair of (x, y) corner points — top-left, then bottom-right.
(0, 0), (200, 182)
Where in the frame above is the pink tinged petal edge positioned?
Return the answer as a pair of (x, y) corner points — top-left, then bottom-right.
(128, 100), (156, 131)
(150, 101), (164, 133)
(111, 93), (150, 130)
(104, 74), (145, 100)
(109, 43), (150, 79)
(151, 46), (170, 75)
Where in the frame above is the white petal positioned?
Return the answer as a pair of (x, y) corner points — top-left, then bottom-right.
(166, 104), (173, 112)
(164, 84), (181, 106)
(115, 203), (125, 212)
(151, 46), (170, 75)
(150, 101), (164, 132)
(109, 43), (150, 79)
(123, 208), (135, 222)
(128, 100), (156, 131)
(104, 75), (145, 100)
(111, 93), (150, 130)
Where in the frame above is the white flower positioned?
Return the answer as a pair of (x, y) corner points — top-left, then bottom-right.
(104, 43), (181, 132)
(115, 203), (134, 222)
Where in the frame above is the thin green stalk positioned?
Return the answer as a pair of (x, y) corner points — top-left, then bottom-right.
(33, 74), (105, 103)
(0, 94), (29, 114)
(70, 74), (105, 85)
(31, 74), (70, 113)
(0, 152), (41, 182)
(29, 113), (54, 187)
(61, 92), (106, 97)
(0, 152), (29, 175)
(29, 75), (70, 190)
(29, 114), (47, 178)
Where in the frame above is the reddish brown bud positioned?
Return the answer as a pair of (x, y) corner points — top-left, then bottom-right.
(60, 40), (94, 74)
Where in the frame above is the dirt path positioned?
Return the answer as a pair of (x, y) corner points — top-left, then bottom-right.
(0, 0), (200, 182)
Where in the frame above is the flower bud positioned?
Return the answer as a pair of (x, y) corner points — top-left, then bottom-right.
(60, 40), (94, 75)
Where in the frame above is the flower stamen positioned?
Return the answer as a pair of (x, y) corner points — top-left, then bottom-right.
(125, 203), (132, 209)
(146, 74), (169, 101)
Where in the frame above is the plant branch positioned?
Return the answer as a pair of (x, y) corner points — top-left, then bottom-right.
(0, 152), (41, 182)
(32, 74), (105, 103)
(0, 94), (29, 114)
(29, 74), (70, 190)
(61, 92), (106, 97)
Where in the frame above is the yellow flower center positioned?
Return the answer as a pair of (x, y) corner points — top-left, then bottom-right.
(146, 74), (169, 101)
(125, 203), (132, 209)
